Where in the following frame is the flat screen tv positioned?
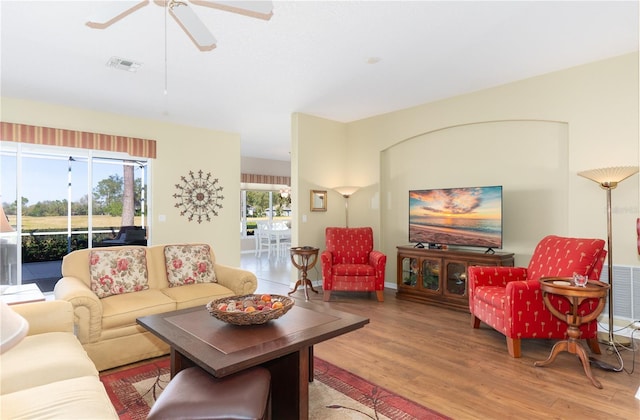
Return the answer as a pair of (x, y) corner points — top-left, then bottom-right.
(409, 185), (503, 251)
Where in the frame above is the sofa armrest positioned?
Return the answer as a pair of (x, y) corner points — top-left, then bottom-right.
(214, 263), (258, 295)
(504, 278), (599, 336)
(468, 266), (528, 288)
(10, 300), (74, 335)
(54, 276), (103, 344)
(320, 251), (333, 280)
(368, 250), (386, 268)
(504, 279), (559, 336)
(468, 266), (528, 309)
(504, 278), (543, 304)
(368, 251), (387, 279)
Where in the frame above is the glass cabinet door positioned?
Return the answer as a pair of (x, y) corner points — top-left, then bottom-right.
(421, 259), (440, 291)
(400, 257), (418, 287)
(445, 261), (467, 296)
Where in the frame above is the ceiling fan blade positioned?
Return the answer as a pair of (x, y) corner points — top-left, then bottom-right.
(189, 0), (273, 20)
(169, 1), (217, 51)
(86, 0), (151, 29)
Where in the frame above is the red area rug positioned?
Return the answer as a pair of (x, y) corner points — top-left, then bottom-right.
(100, 356), (449, 420)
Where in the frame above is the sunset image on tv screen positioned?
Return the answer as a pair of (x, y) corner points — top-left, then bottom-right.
(409, 186), (502, 249)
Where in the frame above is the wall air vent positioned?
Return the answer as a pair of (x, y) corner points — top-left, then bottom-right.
(106, 56), (142, 72)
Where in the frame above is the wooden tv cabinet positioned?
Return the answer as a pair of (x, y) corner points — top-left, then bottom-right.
(396, 246), (514, 312)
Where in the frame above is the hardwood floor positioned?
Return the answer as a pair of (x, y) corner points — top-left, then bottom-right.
(252, 275), (640, 419)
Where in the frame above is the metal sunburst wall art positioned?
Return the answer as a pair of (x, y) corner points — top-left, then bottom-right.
(173, 170), (224, 223)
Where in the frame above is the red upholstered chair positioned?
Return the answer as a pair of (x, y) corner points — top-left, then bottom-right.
(321, 227), (386, 302)
(468, 235), (607, 358)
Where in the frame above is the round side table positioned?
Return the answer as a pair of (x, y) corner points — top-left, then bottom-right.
(288, 246), (319, 301)
(534, 277), (610, 388)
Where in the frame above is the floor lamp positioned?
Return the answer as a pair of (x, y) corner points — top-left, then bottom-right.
(333, 186), (360, 228)
(578, 165), (639, 349)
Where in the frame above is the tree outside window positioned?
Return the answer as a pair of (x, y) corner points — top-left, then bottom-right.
(242, 189), (291, 236)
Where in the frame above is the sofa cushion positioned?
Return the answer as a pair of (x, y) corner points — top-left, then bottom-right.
(475, 286), (507, 310)
(0, 376), (118, 419)
(332, 263), (376, 277)
(89, 248), (149, 298)
(161, 283), (236, 310)
(164, 244), (217, 287)
(0, 332), (98, 395)
(100, 289), (176, 330)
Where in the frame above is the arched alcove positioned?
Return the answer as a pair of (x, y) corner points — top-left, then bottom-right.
(380, 120), (569, 281)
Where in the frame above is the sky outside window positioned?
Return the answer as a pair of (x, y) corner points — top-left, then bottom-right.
(2, 155), (137, 206)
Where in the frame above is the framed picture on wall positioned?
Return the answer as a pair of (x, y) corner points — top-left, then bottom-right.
(310, 190), (327, 212)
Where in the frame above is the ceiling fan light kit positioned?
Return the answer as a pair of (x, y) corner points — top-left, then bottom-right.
(86, 0), (273, 51)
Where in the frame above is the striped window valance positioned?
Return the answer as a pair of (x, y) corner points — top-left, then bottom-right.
(241, 173), (290, 186)
(0, 121), (157, 158)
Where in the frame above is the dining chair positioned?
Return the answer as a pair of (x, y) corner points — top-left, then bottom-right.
(256, 222), (278, 258)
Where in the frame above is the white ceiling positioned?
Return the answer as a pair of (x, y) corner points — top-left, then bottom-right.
(1, 1), (638, 162)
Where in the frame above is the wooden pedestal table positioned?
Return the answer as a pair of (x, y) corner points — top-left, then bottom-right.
(288, 246), (319, 301)
(137, 302), (369, 420)
(534, 277), (610, 389)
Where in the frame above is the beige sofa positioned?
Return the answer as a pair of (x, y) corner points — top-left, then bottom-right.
(0, 300), (118, 419)
(54, 243), (257, 371)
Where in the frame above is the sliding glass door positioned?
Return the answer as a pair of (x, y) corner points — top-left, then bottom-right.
(0, 142), (149, 290)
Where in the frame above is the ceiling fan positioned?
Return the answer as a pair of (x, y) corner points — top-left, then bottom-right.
(86, 0), (274, 51)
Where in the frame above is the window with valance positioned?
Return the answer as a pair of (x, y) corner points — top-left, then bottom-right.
(240, 174), (291, 238)
(0, 122), (157, 158)
(0, 122), (155, 288)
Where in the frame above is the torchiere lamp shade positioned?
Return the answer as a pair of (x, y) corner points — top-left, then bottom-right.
(577, 166), (639, 186)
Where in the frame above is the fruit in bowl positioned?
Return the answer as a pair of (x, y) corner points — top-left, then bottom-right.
(212, 294), (282, 312)
(206, 294), (294, 325)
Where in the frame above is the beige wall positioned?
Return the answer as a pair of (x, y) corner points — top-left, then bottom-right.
(297, 52), (639, 283)
(1, 97), (242, 266)
(381, 120), (569, 268)
(292, 113), (348, 251)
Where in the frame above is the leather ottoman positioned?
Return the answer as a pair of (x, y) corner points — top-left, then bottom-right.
(147, 366), (271, 420)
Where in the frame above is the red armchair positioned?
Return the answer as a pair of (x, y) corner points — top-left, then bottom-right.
(321, 227), (386, 302)
(468, 235), (607, 357)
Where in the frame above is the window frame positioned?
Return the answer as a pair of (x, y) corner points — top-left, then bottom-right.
(0, 141), (151, 285)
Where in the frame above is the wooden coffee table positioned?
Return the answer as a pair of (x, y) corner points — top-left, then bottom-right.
(138, 299), (369, 420)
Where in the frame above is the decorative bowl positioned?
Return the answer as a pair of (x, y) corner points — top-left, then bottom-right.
(206, 294), (294, 325)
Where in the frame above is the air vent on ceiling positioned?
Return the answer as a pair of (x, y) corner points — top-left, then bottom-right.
(106, 56), (142, 72)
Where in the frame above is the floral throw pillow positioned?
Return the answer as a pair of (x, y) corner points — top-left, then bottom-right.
(165, 244), (217, 287)
(89, 248), (149, 298)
